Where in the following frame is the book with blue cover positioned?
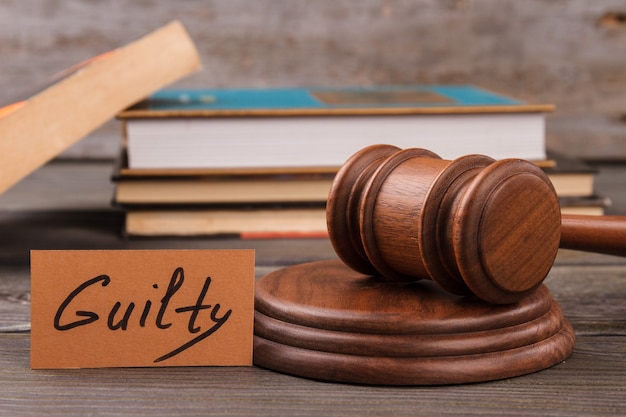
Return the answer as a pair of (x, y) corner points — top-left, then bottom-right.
(121, 85), (551, 116)
(118, 85), (552, 172)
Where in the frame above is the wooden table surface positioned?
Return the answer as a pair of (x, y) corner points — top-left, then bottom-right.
(0, 161), (624, 416)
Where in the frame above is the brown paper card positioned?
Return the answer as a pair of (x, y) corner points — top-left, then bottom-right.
(30, 249), (254, 369)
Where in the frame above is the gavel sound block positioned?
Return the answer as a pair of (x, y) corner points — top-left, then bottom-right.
(253, 145), (624, 385)
(254, 260), (575, 385)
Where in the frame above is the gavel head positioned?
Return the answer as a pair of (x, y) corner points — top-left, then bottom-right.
(326, 144), (561, 304)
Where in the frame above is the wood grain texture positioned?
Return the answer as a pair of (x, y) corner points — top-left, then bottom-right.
(327, 145), (562, 304)
(561, 214), (626, 256)
(0, 160), (624, 414)
(545, 265), (626, 336)
(253, 260), (575, 385)
(0, 267), (30, 332)
(328, 145), (626, 304)
(254, 305), (566, 357)
(253, 324), (574, 386)
(2, 1), (626, 159)
(0, 333), (623, 416)
(255, 260), (554, 334)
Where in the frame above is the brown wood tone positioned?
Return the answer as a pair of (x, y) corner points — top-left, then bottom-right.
(325, 144), (437, 277)
(255, 261), (553, 335)
(253, 260), (575, 385)
(327, 145), (562, 304)
(1, 160), (625, 415)
(255, 306), (565, 357)
(327, 145), (626, 304)
(560, 214), (626, 256)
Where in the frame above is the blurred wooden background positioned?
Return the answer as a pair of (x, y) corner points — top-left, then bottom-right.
(2, 0), (626, 160)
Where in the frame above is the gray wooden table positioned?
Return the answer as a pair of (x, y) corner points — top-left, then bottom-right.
(0, 161), (624, 416)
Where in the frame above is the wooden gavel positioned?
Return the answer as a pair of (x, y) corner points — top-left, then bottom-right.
(327, 144), (626, 304)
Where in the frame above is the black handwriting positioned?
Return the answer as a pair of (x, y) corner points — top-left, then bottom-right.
(53, 267), (232, 363)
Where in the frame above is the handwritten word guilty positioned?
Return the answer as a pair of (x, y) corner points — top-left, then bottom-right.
(53, 267), (231, 363)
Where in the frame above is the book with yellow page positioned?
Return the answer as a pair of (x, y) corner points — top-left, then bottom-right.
(0, 20), (201, 196)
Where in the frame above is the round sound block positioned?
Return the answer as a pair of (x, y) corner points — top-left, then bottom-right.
(253, 260), (575, 385)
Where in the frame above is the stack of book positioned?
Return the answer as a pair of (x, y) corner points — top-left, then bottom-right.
(112, 153), (333, 238)
(543, 150), (609, 215)
(112, 85), (602, 238)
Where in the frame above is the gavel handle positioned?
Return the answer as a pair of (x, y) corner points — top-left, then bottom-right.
(560, 214), (626, 257)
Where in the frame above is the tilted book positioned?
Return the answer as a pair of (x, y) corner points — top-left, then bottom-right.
(0, 20), (201, 195)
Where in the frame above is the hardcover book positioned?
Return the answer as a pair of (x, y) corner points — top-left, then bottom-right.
(0, 20), (201, 195)
(118, 85), (553, 172)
